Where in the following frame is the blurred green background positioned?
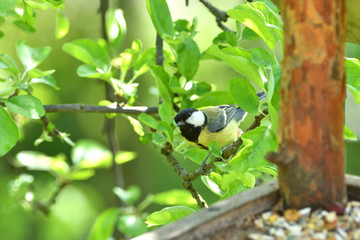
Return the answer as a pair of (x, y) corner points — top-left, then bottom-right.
(0, 1), (360, 239)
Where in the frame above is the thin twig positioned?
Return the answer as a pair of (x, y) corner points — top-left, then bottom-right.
(36, 181), (68, 215)
(198, 0), (235, 33)
(43, 104), (158, 115)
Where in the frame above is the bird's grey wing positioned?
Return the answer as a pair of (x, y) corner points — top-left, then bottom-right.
(203, 106), (238, 132)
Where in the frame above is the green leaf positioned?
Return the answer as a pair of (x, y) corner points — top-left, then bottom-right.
(55, 11), (70, 39)
(29, 68), (55, 78)
(30, 75), (60, 90)
(146, 0), (175, 38)
(346, 58), (360, 104)
(256, 165), (278, 176)
(146, 206), (197, 227)
(175, 37), (200, 80)
(228, 78), (259, 114)
(158, 101), (173, 124)
(191, 91), (235, 108)
(157, 121), (174, 143)
(76, 64), (110, 80)
(152, 132), (167, 145)
(206, 45), (263, 88)
(118, 214), (147, 238)
(208, 141), (222, 158)
(344, 125), (357, 140)
(221, 178), (248, 199)
(0, 54), (19, 74)
(118, 40), (142, 76)
(8, 174), (34, 203)
(127, 116), (144, 136)
(62, 39), (110, 73)
(0, 106), (19, 156)
(71, 139), (112, 168)
(188, 81), (212, 95)
(67, 169), (95, 181)
(106, 9), (126, 52)
(23, 1), (36, 26)
(15, 151), (70, 176)
(139, 133), (152, 144)
(87, 208), (119, 240)
(227, 126), (277, 173)
(149, 65), (172, 102)
(240, 172), (256, 188)
(138, 113), (158, 129)
(0, 0), (18, 16)
(213, 31), (238, 46)
(13, 20), (36, 33)
(5, 95), (45, 119)
(151, 189), (197, 205)
(115, 151), (137, 164)
(227, 7), (276, 50)
(184, 148), (209, 165)
(16, 41), (51, 72)
(133, 48), (156, 78)
(201, 172), (224, 196)
(113, 185), (141, 206)
(249, 48), (276, 67)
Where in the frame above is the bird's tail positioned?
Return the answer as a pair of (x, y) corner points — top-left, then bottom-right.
(256, 90), (266, 101)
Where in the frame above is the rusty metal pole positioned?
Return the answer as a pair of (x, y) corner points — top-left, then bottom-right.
(270, 0), (347, 211)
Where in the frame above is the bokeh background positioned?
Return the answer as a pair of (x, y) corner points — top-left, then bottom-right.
(1, 1), (359, 239)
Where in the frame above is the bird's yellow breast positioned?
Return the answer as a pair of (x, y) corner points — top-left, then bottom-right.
(197, 119), (239, 148)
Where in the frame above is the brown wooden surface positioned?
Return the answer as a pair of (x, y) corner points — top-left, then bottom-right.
(132, 175), (360, 240)
(274, 0), (347, 211)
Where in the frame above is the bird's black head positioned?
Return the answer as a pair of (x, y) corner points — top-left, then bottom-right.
(174, 108), (206, 143)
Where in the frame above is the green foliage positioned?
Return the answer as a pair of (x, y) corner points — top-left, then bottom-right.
(146, 206), (197, 227)
(0, 106), (19, 156)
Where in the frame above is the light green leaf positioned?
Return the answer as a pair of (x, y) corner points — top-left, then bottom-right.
(5, 95), (45, 119)
(152, 132), (167, 145)
(157, 121), (174, 143)
(113, 185), (141, 206)
(201, 172), (224, 196)
(228, 78), (259, 114)
(175, 37), (200, 80)
(0, 106), (19, 156)
(133, 48), (156, 78)
(106, 9), (126, 52)
(29, 68), (55, 78)
(0, 0), (18, 16)
(115, 151), (137, 164)
(191, 91), (235, 108)
(0, 53), (19, 74)
(152, 189), (197, 205)
(16, 41), (51, 72)
(138, 113), (158, 129)
(118, 40), (142, 75)
(146, 206), (197, 227)
(208, 140), (222, 158)
(227, 7), (276, 50)
(127, 116), (144, 136)
(71, 139), (112, 168)
(118, 214), (147, 238)
(146, 0), (175, 38)
(23, 1), (35, 26)
(30, 75), (60, 90)
(213, 31), (238, 46)
(249, 48), (276, 67)
(67, 169), (95, 181)
(346, 58), (360, 104)
(344, 125), (357, 140)
(15, 151), (70, 176)
(76, 64), (110, 81)
(47, 0), (64, 6)
(62, 39), (110, 73)
(240, 172), (256, 188)
(149, 65), (172, 102)
(206, 45), (263, 88)
(87, 208), (119, 240)
(55, 11), (70, 39)
(256, 165), (278, 176)
(158, 101), (173, 124)
(184, 148), (209, 165)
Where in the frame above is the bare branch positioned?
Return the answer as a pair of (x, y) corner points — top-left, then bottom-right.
(43, 104), (158, 115)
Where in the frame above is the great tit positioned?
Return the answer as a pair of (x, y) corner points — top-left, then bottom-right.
(174, 91), (266, 148)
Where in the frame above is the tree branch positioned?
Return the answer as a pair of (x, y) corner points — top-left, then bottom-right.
(198, 0), (235, 33)
(43, 104), (158, 115)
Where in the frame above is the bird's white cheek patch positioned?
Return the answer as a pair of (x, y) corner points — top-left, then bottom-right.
(186, 111), (205, 127)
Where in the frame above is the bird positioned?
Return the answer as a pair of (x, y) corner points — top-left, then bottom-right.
(174, 91), (266, 149)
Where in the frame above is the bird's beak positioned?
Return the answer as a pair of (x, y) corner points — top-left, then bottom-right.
(176, 121), (184, 127)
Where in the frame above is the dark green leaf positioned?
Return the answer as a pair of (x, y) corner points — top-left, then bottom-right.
(184, 148), (209, 165)
(189, 81), (212, 95)
(206, 45), (263, 88)
(13, 20), (36, 33)
(5, 95), (45, 119)
(113, 185), (141, 206)
(228, 78), (259, 114)
(106, 9), (126, 52)
(157, 121), (174, 143)
(62, 39), (110, 73)
(174, 19), (190, 33)
(71, 139), (112, 168)
(146, 0), (175, 37)
(227, 7), (276, 50)
(176, 37), (200, 80)
(0, 106), (19, 156)
(152, 189), (197, 205)
(87, 208), (119, 240)
(139, 133), (152, 144)
(118, 214), (147, 238)
(346, 58), (360, 104)
(47, 0), (64, 6)
(242, 27), (260, 41)
(55, 11), (70, 39)
(344, 125), (357, 140)
(146, 206), (197, 227)
(213, 31), (238, 46)
(16, 41), (51, 72)
(191, 91), (235, 108)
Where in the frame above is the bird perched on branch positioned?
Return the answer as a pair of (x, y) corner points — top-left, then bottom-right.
(174, 91), (266, 149)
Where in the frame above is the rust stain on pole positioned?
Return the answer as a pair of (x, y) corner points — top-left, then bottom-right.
(276, 0), (347, 211)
